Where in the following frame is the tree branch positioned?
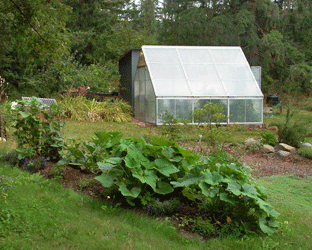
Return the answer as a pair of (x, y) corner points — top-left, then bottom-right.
(8, 0), (48, 43)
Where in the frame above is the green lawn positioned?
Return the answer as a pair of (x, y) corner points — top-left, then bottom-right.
(1, 164), (312, 249)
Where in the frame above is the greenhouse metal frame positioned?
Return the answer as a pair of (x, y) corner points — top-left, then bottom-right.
(121, 45), (263, 125)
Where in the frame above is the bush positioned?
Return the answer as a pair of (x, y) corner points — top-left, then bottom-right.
(9, 97), (66, 160)
(298, 147), (312, 159)
(275, 106), (308, 147)
(261, 132), (277, 146)
(57, 95), (132, 122)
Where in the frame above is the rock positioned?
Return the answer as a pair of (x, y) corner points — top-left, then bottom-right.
(245, 138), (261, 149)
(263, 107), (273, 114)
(277, 150), (291, 157)
(277, 143), (296, 153)
(301, 142), (312, 148)
(262, 144), (275, 153)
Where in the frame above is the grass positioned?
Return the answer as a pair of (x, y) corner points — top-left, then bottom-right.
(1, 105), (312, 249)
(1, 164), (312, 249)
(0, 164), (205, 250)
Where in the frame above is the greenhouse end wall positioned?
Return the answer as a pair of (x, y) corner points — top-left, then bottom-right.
(134, 67), (156, 124)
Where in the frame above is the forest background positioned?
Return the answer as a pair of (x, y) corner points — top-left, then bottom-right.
(1, 0), (312, 100)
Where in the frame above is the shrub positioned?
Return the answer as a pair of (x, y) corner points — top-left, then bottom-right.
(298, 147), (312, 159)
(275, 106), (308, 147)
(261, 132), (277, 146)
(19, 156), (47, 173)
(57, 95), (132, 122)
(160, 110), (183, 140)
(9, 97), (66, 160)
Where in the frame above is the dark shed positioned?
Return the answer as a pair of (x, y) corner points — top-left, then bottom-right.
(118, 49), (141, 108)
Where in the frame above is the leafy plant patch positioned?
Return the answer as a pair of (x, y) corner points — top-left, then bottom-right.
(58, 131), (279, 236)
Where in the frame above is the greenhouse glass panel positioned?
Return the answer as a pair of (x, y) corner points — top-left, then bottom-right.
(184, 64), (220, 81)
(179, 49), (214, 64)
(143, 47), (180, 63)
(229, 99), (246, 123)
(153, 80), (191, 97)
(210, 48), (246, 64)
(188, 80), (227, 96)
(217, 65), (255, 81)
(223, 80), (262, 97)
(246, 99), (263, 123)
(175, 99), (193, 121)
(149, 63), (185, 80)
(193, 99), (228, 123)
(157, 99), (176, 123)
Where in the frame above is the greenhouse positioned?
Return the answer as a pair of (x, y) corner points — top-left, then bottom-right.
(119, 45), (263, 125)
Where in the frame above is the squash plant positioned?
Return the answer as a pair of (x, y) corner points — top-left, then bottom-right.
(58, 131), (279, 235)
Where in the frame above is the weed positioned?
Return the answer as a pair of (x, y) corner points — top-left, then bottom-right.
(78, 177), (95, 190)
(0, 175), (14, 203)
(50, 166), (64, 181)
(192, 217), (215, 237)
(145, 198), (181, 217)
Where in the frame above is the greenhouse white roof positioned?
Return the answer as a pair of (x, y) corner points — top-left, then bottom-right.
(142, 45), (263, 98)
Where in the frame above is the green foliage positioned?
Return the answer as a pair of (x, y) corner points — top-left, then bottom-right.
(298, 147), (312, 159)
(199, 126), (229, 147)
(57, 131), (124, 174)
(145, 198), (181, 217)
(275, 106), (308, 147)
(58, 96), (132, 122)
(95, 135), (199, 205)
(49, 166), (64, 182)
(160, 110), (183, 140)
(63, 130), (279, 235)
(192, 217), (215, 238)
(193, 102), (228, 128)
(9, 97), (66, 160)
(172, 151), (280, 236)
(261, 132), (277, 146)
(78, 177), (96, 190)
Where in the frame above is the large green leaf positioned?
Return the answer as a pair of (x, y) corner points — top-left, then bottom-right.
(95, 174), (115, 188)
(154, 159), (179, 176)
(18, 111), (31, 118)
(156, 182), (174, 195)
(198, 182), (219, 198)
(106, 157), (123, 165)
(132, 169), (158, 191)
(125, 154), (140, 169)
(118, 185), (141, 198)
(171, 166), (204, 187)
(97, 162), (115, 171)
(161, 147), (175, 159)
(202, 171), (223, 186)
(227, 182), (242, 196)
(219, 192), (238, 205)
(259, 217), (275, 236)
